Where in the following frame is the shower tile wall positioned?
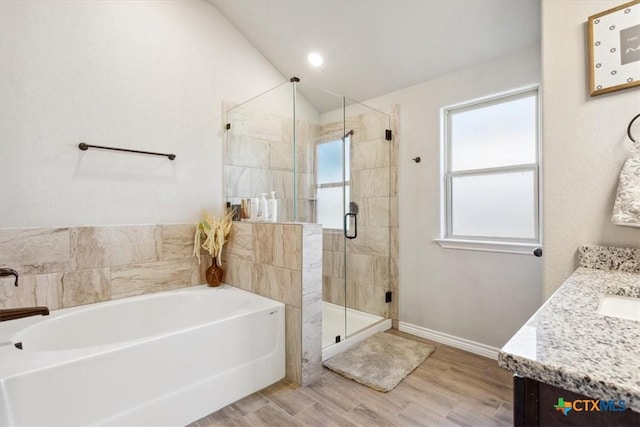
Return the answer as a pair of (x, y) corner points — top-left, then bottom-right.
(0, 224), (207, 309)
(221, 221), (322, 386)
(321, 105), (399, 325)
(224, 107), (319, 222)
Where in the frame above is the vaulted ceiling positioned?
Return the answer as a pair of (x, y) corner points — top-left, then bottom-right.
(210, 0), (541, 111)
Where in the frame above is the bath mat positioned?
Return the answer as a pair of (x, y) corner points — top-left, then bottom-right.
(323, 332), (435, 392)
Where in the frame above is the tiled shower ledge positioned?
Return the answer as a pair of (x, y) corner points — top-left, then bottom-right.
(499, 267), (640, 412)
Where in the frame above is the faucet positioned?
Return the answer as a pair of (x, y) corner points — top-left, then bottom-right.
(1, 307), (50, 322)
(0, 268), (49, 321)
(0, 268), (19, 286)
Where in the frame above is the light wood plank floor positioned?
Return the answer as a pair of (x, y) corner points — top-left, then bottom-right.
(189, 330), (513, 427)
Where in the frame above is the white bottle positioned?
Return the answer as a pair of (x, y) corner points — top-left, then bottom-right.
(259, 193), (268, 221)
(251, 197), (260, 221)
(268, 191), (278, 222)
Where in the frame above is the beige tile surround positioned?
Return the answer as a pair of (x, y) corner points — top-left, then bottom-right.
(0, 224), (208, 310)
(1, 220), (324, 387)
(222, 221), (323, 386)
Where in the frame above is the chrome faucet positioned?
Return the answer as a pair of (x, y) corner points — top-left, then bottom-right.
(0, 268), (19, 286)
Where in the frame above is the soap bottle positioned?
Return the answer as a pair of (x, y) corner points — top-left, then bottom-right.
(260, 193), (268, 221)
(251, 197), (260, 221)
(268, 191), (277, 222)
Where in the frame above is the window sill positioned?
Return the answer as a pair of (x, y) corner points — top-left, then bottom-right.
(434, 239), (541, 256)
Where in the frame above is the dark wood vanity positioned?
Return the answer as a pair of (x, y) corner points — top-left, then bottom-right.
(514, 376), (640, 427)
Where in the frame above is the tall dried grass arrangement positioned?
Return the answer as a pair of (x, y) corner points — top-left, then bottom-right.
(193, 211), (234, 266)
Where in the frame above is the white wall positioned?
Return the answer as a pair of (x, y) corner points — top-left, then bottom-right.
(0, 0), (285, 228)
(363, 46), (543, 348)
(543, 0), (640, 298)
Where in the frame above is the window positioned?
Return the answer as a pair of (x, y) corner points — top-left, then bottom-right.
(437, 88), (540, 254)
(315, 136), (350, 229)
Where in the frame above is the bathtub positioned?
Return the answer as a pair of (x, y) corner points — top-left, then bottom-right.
(0, 285), (285, 426)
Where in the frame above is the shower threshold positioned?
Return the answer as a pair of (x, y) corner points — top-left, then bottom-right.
(321, 301), (392, 361)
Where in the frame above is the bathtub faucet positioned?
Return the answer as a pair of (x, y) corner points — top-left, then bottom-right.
(0, 268), (19, 286)
(0, 269), (49, 321)
(0, 307), (50, 322)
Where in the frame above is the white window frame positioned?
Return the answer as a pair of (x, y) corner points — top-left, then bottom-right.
(315, 136), (351, 230)
(435, 86), (542, 255)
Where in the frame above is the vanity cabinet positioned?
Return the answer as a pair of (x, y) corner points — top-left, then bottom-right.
(514, 376), (640, 427)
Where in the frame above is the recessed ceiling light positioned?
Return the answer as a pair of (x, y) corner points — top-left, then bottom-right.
(307, 52), (324, 67)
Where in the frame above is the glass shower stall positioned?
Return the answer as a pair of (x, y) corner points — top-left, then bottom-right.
(223, 78), (395, 359)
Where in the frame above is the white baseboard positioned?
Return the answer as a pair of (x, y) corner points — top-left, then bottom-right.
(398, 321), (499, 360)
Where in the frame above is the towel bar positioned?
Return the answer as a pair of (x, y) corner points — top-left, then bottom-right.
(78, 143), (176, 160)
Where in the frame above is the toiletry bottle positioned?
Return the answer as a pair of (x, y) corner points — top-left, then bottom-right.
(268, 191), (277, 222)
(251, 197), (259, 221)
(231, 198), (241, 221)
(260, 193), (268, 221)
(240, 199), (248, 220)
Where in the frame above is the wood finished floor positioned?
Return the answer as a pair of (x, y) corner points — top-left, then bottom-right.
(189, 330), (513, 427)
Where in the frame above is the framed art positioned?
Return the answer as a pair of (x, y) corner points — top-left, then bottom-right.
(588, 0), (640, 96)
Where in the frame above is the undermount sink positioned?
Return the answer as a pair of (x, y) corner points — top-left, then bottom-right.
(597, 294), (640, 322)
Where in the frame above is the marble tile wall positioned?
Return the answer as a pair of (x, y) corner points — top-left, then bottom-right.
(321, 105), (400, 326)
(222, 221), (322, 387)
(223, 106), (318, 223)
(0, 224), (208, 310)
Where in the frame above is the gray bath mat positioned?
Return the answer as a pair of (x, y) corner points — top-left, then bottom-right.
(323, 332), (435, 392)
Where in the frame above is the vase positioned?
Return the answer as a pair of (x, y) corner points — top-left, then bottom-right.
(205, 256), (224, 287)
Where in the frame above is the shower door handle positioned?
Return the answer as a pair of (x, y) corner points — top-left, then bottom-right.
(344, 213), (357, 239)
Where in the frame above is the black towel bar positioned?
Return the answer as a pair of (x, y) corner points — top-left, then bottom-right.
(78, 142), (176, 160)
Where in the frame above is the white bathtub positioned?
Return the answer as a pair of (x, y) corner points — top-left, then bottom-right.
(0, 285), (285, 426)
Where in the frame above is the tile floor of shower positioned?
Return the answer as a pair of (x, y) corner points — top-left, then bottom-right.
(321, 301), (385, 348)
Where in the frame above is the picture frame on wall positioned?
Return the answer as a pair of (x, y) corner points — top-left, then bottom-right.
(588, 0), (640, 96)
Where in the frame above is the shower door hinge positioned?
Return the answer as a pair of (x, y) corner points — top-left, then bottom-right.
(385, 291), (392, 303)
(385, 129), (392, 141)
(225, 123), (231, 130)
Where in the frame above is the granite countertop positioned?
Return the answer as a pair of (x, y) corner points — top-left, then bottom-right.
(498, 266), (640, 412)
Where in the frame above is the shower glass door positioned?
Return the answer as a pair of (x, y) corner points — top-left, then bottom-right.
(342, 98), (392, 342)
(305, 86), (393, 348)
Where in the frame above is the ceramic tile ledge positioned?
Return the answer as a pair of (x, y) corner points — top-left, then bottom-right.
(499, 267), (640, 412)
(578, 245), (640, 273)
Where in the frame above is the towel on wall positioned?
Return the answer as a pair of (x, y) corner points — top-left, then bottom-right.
(611, 146), (640, 227)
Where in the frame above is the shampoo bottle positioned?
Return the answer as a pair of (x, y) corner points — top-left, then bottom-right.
(251, 197), (259, 220)
(268, 191), (278, 222)
(260, 193), (268, 221)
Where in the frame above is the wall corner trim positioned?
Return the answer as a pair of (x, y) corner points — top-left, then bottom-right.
(398, 321), (500, 360)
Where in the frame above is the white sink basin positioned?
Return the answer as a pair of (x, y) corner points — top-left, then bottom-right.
(597, 294), (640, 322)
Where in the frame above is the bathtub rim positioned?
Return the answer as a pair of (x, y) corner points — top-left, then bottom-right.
(0, 284), (284, 379)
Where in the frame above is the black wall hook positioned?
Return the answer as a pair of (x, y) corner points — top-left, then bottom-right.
(628, 113), (639, 143)
(412, 157), (421, 163)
